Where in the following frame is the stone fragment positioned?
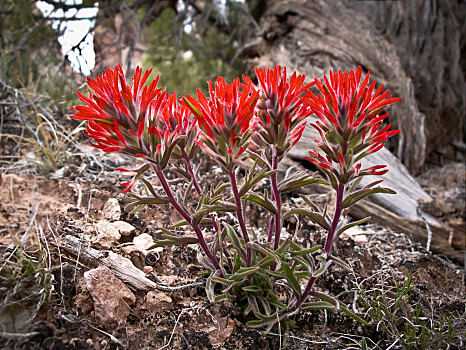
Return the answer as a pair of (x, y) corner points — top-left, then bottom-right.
(103, 198), (121, 221)
(84, 266), (136, 328)
(111, 220), (136, 236)
(90, 220), (121, 249)
(143, 266), (153, 274)
(208, 318), (236, 346)
(144, 291), (173, 312)
(340, 226), (369, 244)
(122, 233), (163, 256)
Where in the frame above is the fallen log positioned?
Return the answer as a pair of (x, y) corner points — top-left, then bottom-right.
(63, 235), (202, 291)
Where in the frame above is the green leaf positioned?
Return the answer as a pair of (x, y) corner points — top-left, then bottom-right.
(242, 285), (262, 292)
(224, 223), (246, 260)
(337, 217), (371, 235)
(278, 171), (328, 193)
(211, 277), (234, 286)
(282, 263), (301, 296)
(242, 190), (277, 215)
(231, 266), (259, 281)
(340, 305), (371, 326)
(149, 232), (198, 248)
(183, 97), (202, 118)
(301, 301), (337, 311)
(342, 187), (396, 208)
(309, 290), (339, 310)
(239, 161), (278, 197)
(312, 257), (332, 277)
(214, 294), (234, 302)
(288, 245), (321, 257)
(284, 208), (330, 231)
(328, 254), (352, 271)
(250, 242), (282, 264)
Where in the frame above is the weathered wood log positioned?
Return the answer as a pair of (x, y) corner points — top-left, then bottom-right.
(63, 235), (202, 292)
(240, 0), (464, 175)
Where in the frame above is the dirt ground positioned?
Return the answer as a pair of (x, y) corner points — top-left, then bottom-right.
(0, 143), (465, 349)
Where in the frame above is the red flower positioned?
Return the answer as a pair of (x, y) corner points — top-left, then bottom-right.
(305, 66), (401, 156)
(305, 66), (401, 178)
(183, 76), (259, 169)
(245, 66), (314, 155)
(71, 65), (198, 171)
(71, 65), (162, 129)
(71, 65), (164, 155)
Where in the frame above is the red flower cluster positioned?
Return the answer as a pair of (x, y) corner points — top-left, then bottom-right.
(245, 66), (314, 157)
(304, 66), (401, 180)
(70, 65), (198, 187)
(183, 76), (259, 169)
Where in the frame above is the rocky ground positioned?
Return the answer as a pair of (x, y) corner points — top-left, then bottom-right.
(0, 139), (465, 349)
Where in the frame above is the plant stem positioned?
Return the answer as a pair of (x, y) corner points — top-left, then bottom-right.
(270, 146), (282, 250)
(290, 182), (345, 312)
(229, 170), (251, 267)
(181, 149), (221, 232)
(181, 149), (202, 195)
(155, 167), (224, 277)
(323, 183), (344, 255)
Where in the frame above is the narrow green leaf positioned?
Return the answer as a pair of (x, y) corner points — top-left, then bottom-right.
(337, 217), (371, 235)
(282, 263), (301, 296)
(278, 171), (328, 193)
(328, 254), (352, 271)
(231, 266), (259, 281)
(243, 285), (262, 292)
(242, 191), (277, 215)
(309, 290), (339, 310)
(301, 301), (337, 310)
(284, 208), (330, 231)
(340, 305), (371, 326)
(342, 187), (395, 208)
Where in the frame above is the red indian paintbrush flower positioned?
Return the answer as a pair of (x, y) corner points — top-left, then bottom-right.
(244, 66), (314, 158)
(304, 66), (401, 182)
(183, 76), (259, 170)
(70, 64), (164, 154)
(71, 66), (200, 191)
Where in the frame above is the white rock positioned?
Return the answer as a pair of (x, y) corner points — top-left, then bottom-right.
(103, 198), (121, 221)
(111, 221), (136, 236)
(90, 220), (121, 249)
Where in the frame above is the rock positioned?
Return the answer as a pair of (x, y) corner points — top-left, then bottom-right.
(90, 220), (121, 249)
(123, 233), (163, 256)
(208, 317), (236, 346)
(111, 220), (136, 236)
(144, 291), (173, 312)
(143, 266), (153, 274)
(340, 226), (369, 245)
(103, 198), (121, 221)
(84, 266), (136, 328)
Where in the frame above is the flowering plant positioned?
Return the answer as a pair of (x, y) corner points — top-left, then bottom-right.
(71, 64), (401, 330)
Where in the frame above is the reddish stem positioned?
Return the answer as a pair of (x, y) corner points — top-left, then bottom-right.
(290, 182), (345, 312)
(271, 146), (282, 250)
(155, 168), (224, 277)
(229, 170), (251, 267)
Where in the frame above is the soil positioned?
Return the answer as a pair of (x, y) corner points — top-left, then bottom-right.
(0, 144), (465, 350)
